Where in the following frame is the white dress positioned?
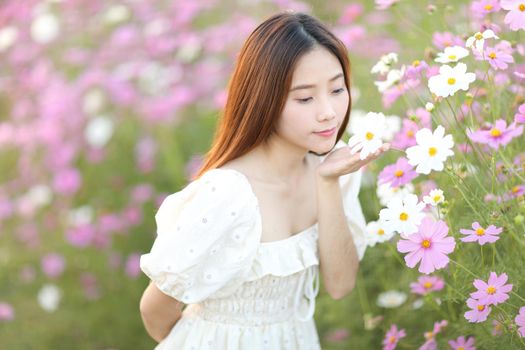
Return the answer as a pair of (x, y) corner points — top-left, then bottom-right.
(140, 143), (368, 350)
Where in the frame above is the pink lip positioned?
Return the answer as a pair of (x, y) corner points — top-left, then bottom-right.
(314, 127), (336, 137)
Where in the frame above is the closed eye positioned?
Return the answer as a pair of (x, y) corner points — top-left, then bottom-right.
(297, 97), (312, 103)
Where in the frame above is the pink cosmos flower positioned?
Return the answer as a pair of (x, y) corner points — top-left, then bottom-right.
(381, 79), (420, 109)
(0, 302), (14, 321)
(379, 157), (418, 187)
(465, 297), (491, 323)
(514, 103), (525, 123)
(510, 184), (525, 198)
(515, 103), (525, 124)
(501, 0), (525, 31)
(432, 32), (463, 49)
(470, 272), (513, 305)
(492, 320), (504, 336)
(459, 222), (502, 245)
(410, 275), (445, 295)
(52, 167), (82, 195)
(471, 0), (501, 18)
(406, 60), (429, 80)
(448, 335), (476, 350)
(338, 3), (364, 24)
(467, 119), (523, 149)
(325, 328), (350, 343)
(125, 253), (141, 279)
(376, 0), (400, 10)
(382, 324), (406, 350)
(516, 306), (525, 337)
(41, 253), (66, 279)
(392, 119), (420, 150)
(419, 320), (447, 350)
(397, 217), (456, 274)
(483, 46), (514, 70)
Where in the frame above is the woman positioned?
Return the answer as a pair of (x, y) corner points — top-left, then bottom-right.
(139, 11), (390, 349)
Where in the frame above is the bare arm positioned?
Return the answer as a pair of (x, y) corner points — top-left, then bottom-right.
(139, 281), (185, 343)
(315, 142), (390, 300)
(316, 175), (359, 300)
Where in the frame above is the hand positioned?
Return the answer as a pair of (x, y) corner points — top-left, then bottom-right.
(316, 142), (391, 181)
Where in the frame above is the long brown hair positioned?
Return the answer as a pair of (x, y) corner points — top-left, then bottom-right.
(194, 12), (352, 180)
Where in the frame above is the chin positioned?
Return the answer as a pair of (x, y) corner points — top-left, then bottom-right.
(308, 139), (337, 156)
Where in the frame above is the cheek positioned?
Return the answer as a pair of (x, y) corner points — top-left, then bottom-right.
(277, 105), (313, 136)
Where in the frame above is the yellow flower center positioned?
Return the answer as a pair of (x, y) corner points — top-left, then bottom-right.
(421, 239), (431, 249)
(448, 55), (457, 60)
(484, 4), (493, 10)
(412, 60), (420, 67)
(399, 212), (408, 221)
(490, 128), (501, 137)
(428, 147), (437, 156)
(447, 78), (456, 85)
(395, 170), (404, 177)
(475, 33), (483, 40)
(433, 195), (441, 202)
(378, 229), (385, 235)
(487, 286), (496, 294)
(366, 132), (374, 140)
(512, 186), (520, 193)
(476, 228), (485, 236)
(520, 4), (525, 11)
(458, 347), (465, 350)
(488, 52), (496, 59)
(407, 130), (414, 137)
(477, 304), (485, 311)
(423, 281), (433, 289)
(389, 335), (397, 344)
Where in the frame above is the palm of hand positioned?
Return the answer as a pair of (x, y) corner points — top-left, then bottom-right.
(316, 143), (390, 179)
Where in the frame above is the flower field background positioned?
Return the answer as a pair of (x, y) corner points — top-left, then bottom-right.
(1, 0), (524, 349)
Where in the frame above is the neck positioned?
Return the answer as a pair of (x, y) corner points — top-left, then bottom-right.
(252, 135), (311, 184)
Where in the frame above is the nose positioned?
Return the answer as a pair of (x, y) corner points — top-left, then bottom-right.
(317, 97), (336, 122)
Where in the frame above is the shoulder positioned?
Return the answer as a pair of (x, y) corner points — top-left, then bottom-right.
(155, 168), (259, 236)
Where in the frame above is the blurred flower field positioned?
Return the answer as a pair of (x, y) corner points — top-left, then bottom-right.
(1, 0), (525, 349)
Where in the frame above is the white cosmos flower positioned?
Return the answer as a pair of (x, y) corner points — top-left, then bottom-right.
(425, 102), (435, 112)
(82, 88), (106, 116)
(348, 112), (387, 160)
(37, 284), (62, 312)
(371, 52), (398, 75)
(67, 205), (93, 226)
(379, 194), (426, 236)
(366, 220), (395, 247)
(374, 66), (405, 92)
(25, 184), (53, 208)
(84, 116), (114, 148)
(423, 188), (445, 206)
(406, 125), (454, 175)
(103, 4), (131, 24)
(434, 45), (469, 64)
(0, 26), (18, 51)
(346, 109), (367, 135)
(383, 114), (402, 142)
(428, 63), (476, 97)
(31, 12), (60, 44)
(377, 290), (407, 308)
(466, 29), (499, 53)
(412, 299), (424, 310)
(376, 182), (414, 207)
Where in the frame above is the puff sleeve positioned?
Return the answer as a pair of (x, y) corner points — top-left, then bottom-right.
(139, 169), (261, 304)
(331, 140), (368, 261)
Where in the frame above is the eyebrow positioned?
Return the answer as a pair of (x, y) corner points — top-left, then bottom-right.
(289, 72), (344, 91)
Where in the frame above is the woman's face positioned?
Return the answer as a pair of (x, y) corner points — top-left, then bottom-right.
(275, 46), (349, 155)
